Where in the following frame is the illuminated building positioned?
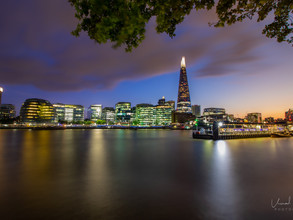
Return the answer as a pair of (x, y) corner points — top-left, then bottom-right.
(158, 97), (166, 106)
(102, 107), (115, 124)
(264, 117), (274, 123)
(0, 104), (16, 120)
(53, 103), (84, 122)
(246, 112), (262, 123)
(155, 97), (173, 125)
(155, 105), (172, 125)
(203, 108), (226, 116)
(0, 87), (3, 105)
(177, 57), (192, 113)
(134, 101), (173, 126)
(135, 104), (155, 125)
(198, 107), (230, 123)
(115, 102), (131, 124)
(166, 100), (175, 110)
(20, 98), (55, 123)
(88, 104), (102, 120)
(285, 109), (293, 122)
(192, 105), (201, 117)
(157, 96), (175, 110)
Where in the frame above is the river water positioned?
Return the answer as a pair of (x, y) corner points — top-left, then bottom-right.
(0, 129), (292, 219)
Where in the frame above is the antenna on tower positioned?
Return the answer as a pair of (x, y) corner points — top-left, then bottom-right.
(181, 56), (186, 68)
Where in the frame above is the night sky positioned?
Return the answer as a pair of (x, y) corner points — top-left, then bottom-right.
(1, 0), (292, 118)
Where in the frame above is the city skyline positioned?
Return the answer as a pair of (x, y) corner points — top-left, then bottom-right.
(0, 1), (293, 119)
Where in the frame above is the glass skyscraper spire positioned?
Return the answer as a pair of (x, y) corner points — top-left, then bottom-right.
(177, 57), (192, 113)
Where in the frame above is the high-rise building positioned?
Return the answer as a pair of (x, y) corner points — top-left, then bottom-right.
(177, 57), (191, 113)
(88, 104), (102, 120)
(192, 105), (201, 117)
(0, 104), (16, 120)
(285, 109), (293, 122)
(20, 98), (55, 123)
(135, 104), (155, 125)
(246, 112), (262, 123)
(102, 107), (115, 124)
(0, 87), (3, 105)
(53, 103), (84, 122)
(115, 102), (131, 124)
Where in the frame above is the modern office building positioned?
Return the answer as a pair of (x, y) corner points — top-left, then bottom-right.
(203, 108), (226, 116)
(88, 104), (102, 120)
(102, 107), (115, 124)
(199, 107), (229, 123)
(0, 104), (16, 120)
(115, 102), (131, 124)
(285, 109), (293, 122)
(155, 105), (173, 125)
(192, 105), (201, 117)
(135, 104), (155, 125)
(246, 112), (262, 123)
(264, 117), (274, 123)
(20, 98), (55, 123)
(53, 103), (84, 122)
(177, 57), (192, 113)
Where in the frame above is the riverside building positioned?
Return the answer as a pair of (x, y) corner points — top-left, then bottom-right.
(102, 107), (115, 124)
(20, 98), (55, 123)
(246, 112), (262, 123)
(115, 102), (132, 124)
(0, 104), (16, 120)
(155, 105), (172, 125)
(135, 104), (155, 126)
(88, 104), (102, 120)
(53, 103), (84, 122)
(199, 107), (229, 123)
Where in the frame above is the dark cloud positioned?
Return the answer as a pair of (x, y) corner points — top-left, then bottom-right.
(0, 0), (272, 91)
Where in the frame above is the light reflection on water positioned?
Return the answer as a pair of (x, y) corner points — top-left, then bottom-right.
(0, 130), (293, 219)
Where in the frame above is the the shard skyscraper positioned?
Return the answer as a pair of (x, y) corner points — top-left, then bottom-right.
(176, 57), (192, 113)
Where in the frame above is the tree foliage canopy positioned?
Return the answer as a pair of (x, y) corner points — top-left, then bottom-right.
(69, 0), (293, 51)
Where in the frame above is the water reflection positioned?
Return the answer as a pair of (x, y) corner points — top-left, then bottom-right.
(205, 140), (241, 219)
(0, 130), (293, 219)
(85, 130), (117, 211)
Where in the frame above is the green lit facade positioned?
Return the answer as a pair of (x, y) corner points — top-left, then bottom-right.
(115, 102), (132, 124)
(20, 98), (55, 123)
(134, 103), (172, 126)
(155, 105), (173, 125)
(135, 104), (155, 125)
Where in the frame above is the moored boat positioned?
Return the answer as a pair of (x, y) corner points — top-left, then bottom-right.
(271, 132), (291, 138)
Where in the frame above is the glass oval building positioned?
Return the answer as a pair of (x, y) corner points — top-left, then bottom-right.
(20, 98), (55, 123)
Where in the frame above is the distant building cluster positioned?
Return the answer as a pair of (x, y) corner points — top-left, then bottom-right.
(0, 57), (292, 126)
